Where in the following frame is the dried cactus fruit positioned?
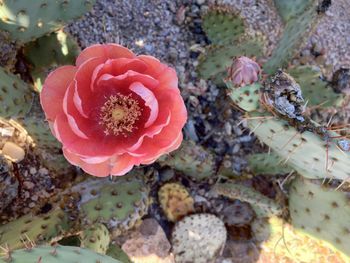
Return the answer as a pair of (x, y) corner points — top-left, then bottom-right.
(158, 183), (194, 222)
(0, 0), (96, 43)
(247, 152), (293, 175)
(72, 172), (149, 235)
(213, 182), (283, 217)
(252, 216), (349, 262)
(172, 213), (227, 263)
(202, 7), (245, 45)
(289, 176), (350, 257)
(80, 223), (110, 254)
(0, 245), (122, 263)
(0, 208), (70, 250)
(287, 65), (344, 107)
(158, 140), (215, 181)
(1, 141), (25, 162)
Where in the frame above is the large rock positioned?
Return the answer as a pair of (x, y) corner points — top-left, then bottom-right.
(122, 218), (174, 263)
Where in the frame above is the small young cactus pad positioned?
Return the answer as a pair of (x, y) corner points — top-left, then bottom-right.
(0, 0), (96, 43)
(172, 213), (227, 263)
(0, 245), (122, 263)
(289, 176), (350, 257)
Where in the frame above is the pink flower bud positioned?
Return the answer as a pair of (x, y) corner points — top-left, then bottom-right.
(227, 56), (261, 87)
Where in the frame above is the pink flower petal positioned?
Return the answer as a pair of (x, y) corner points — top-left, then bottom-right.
(90, 58), (148, 91)
(110, 154), (135, 176)
(129, 82), (159, 128)
(76, 44), (135, 67)
(74, 57), (107, 116)
(97, 70), (159, 91)
(40, 66), (77, 121)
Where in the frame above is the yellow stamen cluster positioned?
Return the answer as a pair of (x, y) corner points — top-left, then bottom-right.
(99, 93), (142, 136)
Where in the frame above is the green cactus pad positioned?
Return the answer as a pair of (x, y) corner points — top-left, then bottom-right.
(227, 82), (261, 112)
(264, 4), (321, 74)
(287, 65), (344, 107)
(273, 0), (315, 23)
(213, 182), (283, 217)
(0, 208), (70, 250)
(289, 176), (350, 257)
(158, 140), (215, 181)
(247, 152), (293, 175)
(0, 0), (95, 43)
(202, 7), (245, 45)
(74, 173), (149, 234)
(106, 244), (132, 263)
(23, 30), (80, 91)
(0, 67), (32, 118)
(247, 116), (350, 181)
(0, 245), (122, 263)
(197, 38), (263, 86)
(80, 223), (110, 254)
(252, 216), (349, 262)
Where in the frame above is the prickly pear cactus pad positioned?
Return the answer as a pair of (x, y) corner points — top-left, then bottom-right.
(252, 216), (349, 262)
(0, 0), (96, 43)
(273, 0), (315, 23)
(287, 65), (344, 107)
(226, 82), (261, 112)
(197, 39), (264, 85)
(74, 173), (149, 234)
(158, 140), (215, 181)
(172, 213), (227, 263)
(289, 176), (350, 257)
(80, 223), (110, 254)
(0, 67), (32, 118)
(213, 182), (283, 217)
(247, 152), (293, 175)
(247, 116), (350, 181)
(23, 30), (80, 91)
(0, 208), (70, 250)
(264, 3), (322, 74)
(0, 245), (122, 263)
(202, 7), (245, 45)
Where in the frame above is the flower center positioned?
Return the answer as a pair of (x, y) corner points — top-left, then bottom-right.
(99, 93), (142, 136)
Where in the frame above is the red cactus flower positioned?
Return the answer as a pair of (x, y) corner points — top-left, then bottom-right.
(40, 44), (187, 177)
(227, 56), (261, 87)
